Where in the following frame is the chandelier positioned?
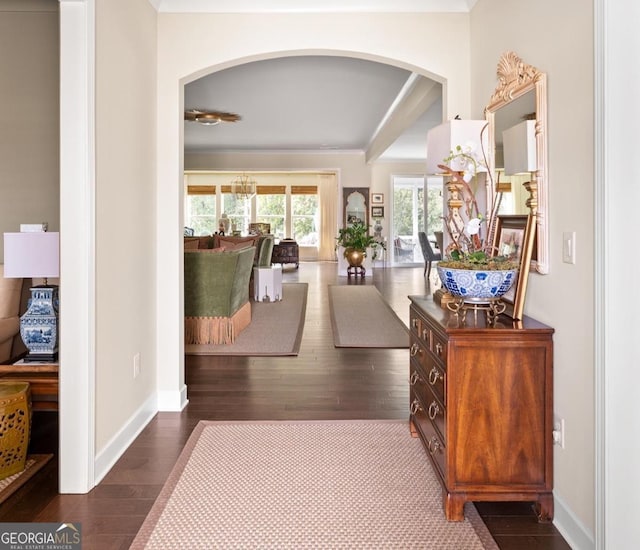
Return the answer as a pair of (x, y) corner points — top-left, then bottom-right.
(230, 173), (257, 200)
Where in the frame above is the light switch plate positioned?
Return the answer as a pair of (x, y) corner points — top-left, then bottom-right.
(563, 232), (576, 264)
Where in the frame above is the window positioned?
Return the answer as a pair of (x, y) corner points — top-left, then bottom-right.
(291, 186), (318, 245)
(184, 172), (327, 253)
(256, 186), (286, 239)
(185, 185), (216, 235)
(221, 186), (251, 234)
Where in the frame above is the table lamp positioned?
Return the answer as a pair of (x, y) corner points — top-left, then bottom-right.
(3, 231), (60, 362)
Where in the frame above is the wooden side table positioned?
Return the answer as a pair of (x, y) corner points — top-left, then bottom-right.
(0, 362), (58, 411)
(271, 240), (299, 268)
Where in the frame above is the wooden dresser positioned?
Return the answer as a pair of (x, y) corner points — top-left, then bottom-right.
(408, 295), (554, 522)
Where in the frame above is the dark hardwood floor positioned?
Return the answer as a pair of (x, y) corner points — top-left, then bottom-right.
(0, 262), (570, 549)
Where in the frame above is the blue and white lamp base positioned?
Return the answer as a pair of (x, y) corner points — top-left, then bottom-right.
(20, 285), (59, 362)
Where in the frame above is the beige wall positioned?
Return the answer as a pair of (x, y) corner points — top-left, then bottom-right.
(94, 0), (158, 451)
(0, 0), (59, 260)
(471, 0), (595, 542)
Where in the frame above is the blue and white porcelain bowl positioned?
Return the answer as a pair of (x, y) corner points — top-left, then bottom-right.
(437, 266), (518, 302)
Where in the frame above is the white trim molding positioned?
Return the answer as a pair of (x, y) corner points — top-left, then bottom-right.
(59, 0), (97, 493)
(157, 386), (189, 412)
(150, 0), (476, 14)
(94, 394), (157, 485)
(554, 492), (595, 550)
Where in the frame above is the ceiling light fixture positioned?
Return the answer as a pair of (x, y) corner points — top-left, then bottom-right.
(230, 173), (257, 200)
(184, 109), (241, 126)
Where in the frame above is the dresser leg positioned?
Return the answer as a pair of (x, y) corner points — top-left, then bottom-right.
(409, 419), (418, 438)
(534, 494), (554, 522)
(443, 491), (465, 521)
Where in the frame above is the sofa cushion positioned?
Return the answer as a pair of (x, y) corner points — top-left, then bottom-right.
(184, 236), (215, 250)
(218, 235), (258, 250)
(184, 238), (200, 250)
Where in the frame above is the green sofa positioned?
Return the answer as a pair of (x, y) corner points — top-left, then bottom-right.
(184, 247), (255, 345)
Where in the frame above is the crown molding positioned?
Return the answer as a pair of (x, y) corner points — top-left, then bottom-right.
(150, 0), (476, 14)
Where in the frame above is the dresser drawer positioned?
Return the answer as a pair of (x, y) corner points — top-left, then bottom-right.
(409, 313), (430, 348)
(412, 382), (446, 442)
(430, 331), (448, 365)
(411, 398), (446, 481)
(410, 343), (446, 403)
(410, 357), (446, 418)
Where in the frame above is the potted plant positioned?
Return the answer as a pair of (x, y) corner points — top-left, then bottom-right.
(335, 222), (384, 267)
(436, 131), (519, 302)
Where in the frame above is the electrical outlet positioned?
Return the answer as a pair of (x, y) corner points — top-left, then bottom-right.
(562, 232), (576, 264)
(133, 353), (141, 378)
(553, 417), (565, 449)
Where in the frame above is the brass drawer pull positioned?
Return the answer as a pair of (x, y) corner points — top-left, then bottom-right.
(412, 318), (419, 329)
(435, 342), (443, 356)
(428, 401), (440, 420)
(410, 399), (421, 415)
(428, 367), (442, 386)
(409, 371), (420, 386)
(422, 328), (429, 341)
(428, 436), (441, 455)
(410, 343), (420, 357)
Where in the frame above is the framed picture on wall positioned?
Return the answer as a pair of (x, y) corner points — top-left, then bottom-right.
(371, 206), (384, 218)
(493, 213), (536, 320)
(371, 193), (384, 204)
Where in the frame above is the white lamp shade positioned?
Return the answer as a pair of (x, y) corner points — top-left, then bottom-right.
(426, 119), (489, 175)
(503, 120), (537, 175)
(3, 232), (60, 279)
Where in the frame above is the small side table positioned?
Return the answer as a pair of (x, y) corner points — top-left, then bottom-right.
(0, 362), (58, 411)
(253, 266), (283, 302)
(271, 240), (299, 268)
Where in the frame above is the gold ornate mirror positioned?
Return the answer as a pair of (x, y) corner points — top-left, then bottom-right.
(485, 52), (548, 274)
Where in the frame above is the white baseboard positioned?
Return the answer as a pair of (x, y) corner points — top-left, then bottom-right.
(93, 392), (157, 485)
(553, 491), (595, 550)
(157, 384), (189, 411)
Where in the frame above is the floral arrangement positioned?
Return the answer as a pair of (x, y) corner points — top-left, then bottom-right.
(437, 127), (518, 271)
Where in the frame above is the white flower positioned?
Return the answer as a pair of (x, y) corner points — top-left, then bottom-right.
(462, 169), (475, 183)
(466, 217), (481, 236)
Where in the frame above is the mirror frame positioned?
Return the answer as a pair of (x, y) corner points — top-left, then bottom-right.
(485, 51), (548, 274)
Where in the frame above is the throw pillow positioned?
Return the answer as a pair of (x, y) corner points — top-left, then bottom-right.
(184, 237), (200, 250)
(218, 236), (257, 250)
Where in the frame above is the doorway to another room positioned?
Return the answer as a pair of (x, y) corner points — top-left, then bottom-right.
(391, 175), (443, 266)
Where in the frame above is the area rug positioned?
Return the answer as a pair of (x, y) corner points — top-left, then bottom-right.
(328, 285), (409, 348)
(185, 283), (308, 356)
(0, 454), (53, 504)
(130, 420), (498, 550)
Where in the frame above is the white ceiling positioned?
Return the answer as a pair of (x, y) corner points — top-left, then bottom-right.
(156, 1), (478, 162)
(184, 55), (443, 162)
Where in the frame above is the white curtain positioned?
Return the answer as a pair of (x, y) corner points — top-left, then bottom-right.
(318, 173), (338, 261)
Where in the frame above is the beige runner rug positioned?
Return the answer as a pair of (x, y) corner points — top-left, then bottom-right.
(328, 285), (409, 348)
(185, 283), (307, 356)
(131, 420), (498, 550)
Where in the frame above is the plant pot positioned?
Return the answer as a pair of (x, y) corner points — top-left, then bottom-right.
(436, 265), (518, 302)
(344, 248), (365, 267)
